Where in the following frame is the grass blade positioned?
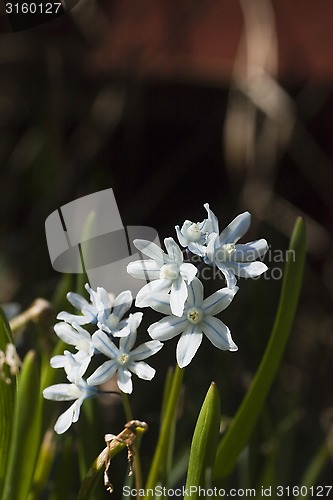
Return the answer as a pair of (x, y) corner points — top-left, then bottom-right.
(2, 350), (42, 500)
(0, 307), (16, 498)
(184, 382), (221, 500)
(213, 217), (307, 481)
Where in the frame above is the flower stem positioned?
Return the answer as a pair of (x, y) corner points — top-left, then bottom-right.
(144, 364), (184, 496)
(121, 392), (143, 497)
(121, 392), (134, 421)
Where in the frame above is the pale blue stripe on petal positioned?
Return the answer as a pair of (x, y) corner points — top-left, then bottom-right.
(130, 340), (163, 361)
(201, 316), (238, 351)
(148, 316), (188, 341)
(87, 360), (118, 386)
(117, 367), (133, 393)
(127, 260), (161, 280)
(219, 212), (251, 245)
(133, 239), (166, 266)
(202, 287), (238, 315)
(176, 326), (203, 368)
(128, 361), (155, 380)
(92, 330), (119, 358)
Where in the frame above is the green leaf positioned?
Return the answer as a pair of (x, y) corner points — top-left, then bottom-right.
(184, 382), (220, 500)
(0, 307), (16, 498)
(2, 350), (42, 500)
(144, 365), (184, 495)
(213, 217), (307, 481)
(27, 429), (56, 500)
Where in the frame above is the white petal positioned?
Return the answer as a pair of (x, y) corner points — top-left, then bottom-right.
(43, 383), (80, 401)
(228, 261), (268, 278)
(56, 311), (91, 325)
(187, 242), (207, 257)
(215, 262), (238, 288)
(113, 290), (133, 319)
(175, 225), (188, 247)
(128, 361), (156, 380)
(203, 203), (219, 234)
(179, 262), (198, 283)
(66, 292), (88, 311)
(233, 239), (268, 261)
(117, 368), (133, 394)
(186, 278), (203, 307)
(142, 292), (172, 315)
(127, 260), (161, 280)
(87, 360), (118, 386)
(219, 212), (251, 245)
(131, 340), (163, 361)
(135, 280), (170, 308)
(53, 322), (80, 345)
(92, 330), (119, 358)
(54, 400), (82, 434)
(119, 328), (137, 353)
(202, 287), (238, 315)
(170, 277), (187, 317)
(133, 239), (166, 266)
(176, 327), (203, 368)
(96, 287), (112, 310)
(50, 355), (66, 369)
(201, 317), (238, 351)
(129, 311), (143, 332)
(164, 237), (183, 264)
(148, 316), (188, 341)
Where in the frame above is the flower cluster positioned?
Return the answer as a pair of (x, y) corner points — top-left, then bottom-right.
(43, 203), (268, 433)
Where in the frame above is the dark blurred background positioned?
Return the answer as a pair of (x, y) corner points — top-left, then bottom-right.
(0, 0), (333, 495)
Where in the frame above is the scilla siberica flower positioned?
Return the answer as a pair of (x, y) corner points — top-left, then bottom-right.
(57, 284), (132, 337)
(127, 237), (197, 317)
(175, 203), (218, 255)
(54, 322), (95, 365)
(43, 370), (97, 434)
(204, 209), (268, 288)
(87, 312), (163, 394)
(176, 203), (268, 289)
(147, 277), (238, 368)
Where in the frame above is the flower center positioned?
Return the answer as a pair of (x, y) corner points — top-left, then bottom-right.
(118, 353), (129, 365)
(217, 243), (236, 261)
(186, 223), (202, 242)
(186, 307), (203, 324)
(76, 339), (91, 353)
(160, 263), (179, 280)
(107, 313), (119, 329)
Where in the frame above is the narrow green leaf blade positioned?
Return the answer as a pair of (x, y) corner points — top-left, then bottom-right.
(185, 382), (221, 499)
(0, 307), (16, 498)
(144, 365), (184, 494)
(2, 350), (42, 500)
(213, 217), (307, 481)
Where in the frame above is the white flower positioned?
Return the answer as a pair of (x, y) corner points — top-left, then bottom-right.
(204, 207), (268, 288)
(96, 290), (133, 337)
(57, 283), (105, 325)
(175, 203), (219, 255)
(57, 284), (132, 337)
(50, 350), (90, 384)
(127, 237), (197, 317)
(147, 278), (238, 368)
(43, 377), (97, 434)
(53, 322), (95, 365)
(87, 312), (163, 394)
